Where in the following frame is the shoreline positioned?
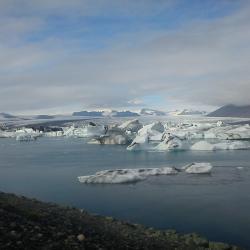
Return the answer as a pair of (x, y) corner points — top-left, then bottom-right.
(0, 191), (243, 250)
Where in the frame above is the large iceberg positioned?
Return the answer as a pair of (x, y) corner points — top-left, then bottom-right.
(78, 162), (214, 184)
(78, 167), (178, 184)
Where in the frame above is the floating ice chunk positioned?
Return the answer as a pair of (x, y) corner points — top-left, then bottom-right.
(88, 134), (129, 145)
(0, 130), (16, 138)
(236, 167), (244, 170)
(155, 133), (185, 151)
(44, 131), (64, 137)
(191, 141), (215, 151)
(183, 163), (213, 174)
(78, 167), (178, 184)
(64, 123), (105, 138)
(217, 121), (224, 127)
(16, 134), (38, 141)
(127, 134), (149, 150)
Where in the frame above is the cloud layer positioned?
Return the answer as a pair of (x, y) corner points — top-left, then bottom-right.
(0, 0), (249, 114)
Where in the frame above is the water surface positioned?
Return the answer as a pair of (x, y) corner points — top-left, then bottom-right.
(0, 137), (250, 248)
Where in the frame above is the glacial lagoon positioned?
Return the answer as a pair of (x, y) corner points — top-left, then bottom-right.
(0, 136), (250, 248)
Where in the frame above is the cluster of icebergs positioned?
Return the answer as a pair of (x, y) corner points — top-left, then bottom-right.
(125, 119), (250, 151)
(78, 162), (213, 184)
(0, 128), (42, 141)
(0, 118), (250, 150)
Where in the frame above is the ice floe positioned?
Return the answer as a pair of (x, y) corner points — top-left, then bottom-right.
(78, 162), (214, 184)
(154, 134), (186, 151)
(78, 167), (178, 184)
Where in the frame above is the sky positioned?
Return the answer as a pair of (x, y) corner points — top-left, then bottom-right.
(0, 0), (249, 114)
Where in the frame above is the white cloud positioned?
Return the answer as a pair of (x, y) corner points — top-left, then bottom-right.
(0, 1), (249, 114)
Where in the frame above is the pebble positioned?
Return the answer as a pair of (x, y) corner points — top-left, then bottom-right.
(77, 234), (85, 241)
(37, 233), (43, 238)
(10, 222), (16, 228)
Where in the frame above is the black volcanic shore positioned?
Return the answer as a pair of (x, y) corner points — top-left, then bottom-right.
(0, 192), (243, 250)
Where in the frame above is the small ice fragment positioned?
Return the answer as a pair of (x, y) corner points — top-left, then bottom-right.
(183, 162), (213, 174)
(236, 167), (244, 170)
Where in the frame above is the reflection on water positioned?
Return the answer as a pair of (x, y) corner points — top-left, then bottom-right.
(0, 137), (250, 248)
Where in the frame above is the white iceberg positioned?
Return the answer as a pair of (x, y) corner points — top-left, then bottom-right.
(78, 167), (178, 184)
(64, 123), (105, 138)
(127, 134), (149, 151)
(88, 133), (129, 145)
(183, 163), (213, 174)
(138, 122), (164, 137)
(191, 141), (215, 151)
(155, 133), (186, 151)
(0, 130), (16, 138)
(118, 119), (143, 133)
(16, 134), (38, 141)
(44, 131), (64, 137)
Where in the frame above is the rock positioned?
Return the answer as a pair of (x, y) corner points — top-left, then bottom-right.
(77, 234), (85, 241)
(10, 230), (18, 238)
(209, 242), (231, 250)
(10, 222), (16, 228)
(37, 233), (43, 238)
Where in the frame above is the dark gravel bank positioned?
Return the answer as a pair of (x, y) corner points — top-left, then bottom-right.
(0, 192), (243, 250)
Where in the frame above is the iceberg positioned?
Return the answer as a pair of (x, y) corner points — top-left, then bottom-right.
(191, 141), (215, 151)
(118, 119), (143, 133)
(78, 167), (178, 184)
(0, 130), (16, 138)
(88, 133), (129, 145)
(127, 134), (150, 151)
(155, 133), (186, 151)
(16, 134), (38, 141)
(44, 131), (64, 137)
(138, 122), (164, 137)
(78, 163), (214, 184)
(14, 127), (41, 141)
(126, 122), (165, 149)
(64, 123), (105, 138)
(183, 163), (213, 174)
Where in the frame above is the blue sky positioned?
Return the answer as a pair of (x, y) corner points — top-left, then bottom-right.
(0, 0), (249, 114)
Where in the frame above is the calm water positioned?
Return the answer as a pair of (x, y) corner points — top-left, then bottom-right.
(0, 137), (250, 248)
